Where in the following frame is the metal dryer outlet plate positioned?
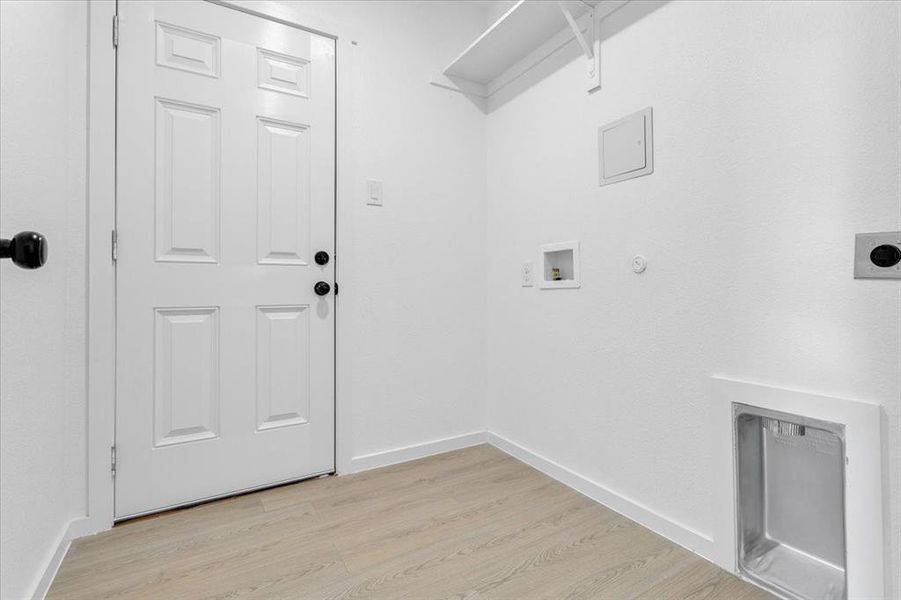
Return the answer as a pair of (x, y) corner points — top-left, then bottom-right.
(854, 232), (901, 279)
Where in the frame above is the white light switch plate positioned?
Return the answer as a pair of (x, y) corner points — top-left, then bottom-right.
(521, 261), (534, 287)
(366, 179), (383, 206)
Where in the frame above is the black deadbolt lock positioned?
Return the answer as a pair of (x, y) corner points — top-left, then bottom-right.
(314, 250), (330, 266)
(870, 244), (901, 268)
(314, 281), (331, 296)
(1, 231), (48, 269)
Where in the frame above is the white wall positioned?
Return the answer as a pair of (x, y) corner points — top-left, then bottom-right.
(269, 1), (490, 465)
(484, 0), (900, 595)
(1, 2), (488, 595)
(3, 0), (899, 597)
(335, 1), (488, 464)
(0, 1), (88, 598)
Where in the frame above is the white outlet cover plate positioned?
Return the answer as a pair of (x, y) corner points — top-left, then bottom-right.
(521, 261), (534, 287)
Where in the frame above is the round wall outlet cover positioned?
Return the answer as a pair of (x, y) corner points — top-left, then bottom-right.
(632, 255), (647, 273)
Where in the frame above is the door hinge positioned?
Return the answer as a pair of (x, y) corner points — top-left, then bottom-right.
(112, 14), (119, 48)
(110, 445), (117, 477)
(111, 230), (118, 262)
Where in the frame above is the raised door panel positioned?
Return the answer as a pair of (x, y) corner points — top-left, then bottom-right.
(155, 98), (221, 263)
(256, 306), (310, 431)
(156, 22), (221, 78)
(154, 307), (220, 446)
(257, 48), (309, 97)
(257, 117), (310, 265)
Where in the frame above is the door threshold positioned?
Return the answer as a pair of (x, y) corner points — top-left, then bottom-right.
(114, 469), (335, 524)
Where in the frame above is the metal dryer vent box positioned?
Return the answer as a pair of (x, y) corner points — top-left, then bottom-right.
(734, 404), (847, 600)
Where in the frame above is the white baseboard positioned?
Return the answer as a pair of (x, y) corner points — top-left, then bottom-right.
(30, 516), (89, 600)
(347, 429), (718, 563)
(485, 431), (717, 562)
(348, 431), (488, 473)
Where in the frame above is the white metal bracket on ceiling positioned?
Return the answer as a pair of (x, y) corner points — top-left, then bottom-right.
(558, 1), (601, 93)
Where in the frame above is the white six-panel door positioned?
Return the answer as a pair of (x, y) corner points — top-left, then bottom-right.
(115, 1), (335, 518)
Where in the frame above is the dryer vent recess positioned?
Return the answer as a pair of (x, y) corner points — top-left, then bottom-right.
(734, 404), (847, 600)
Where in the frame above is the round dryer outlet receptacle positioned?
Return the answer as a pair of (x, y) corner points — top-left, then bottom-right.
(870, 244), (901, 268)
(632, 255), (647, 274)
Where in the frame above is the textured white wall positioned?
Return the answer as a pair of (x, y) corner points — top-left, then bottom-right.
(271, 1), (490, 462)
(336, 2), (488, 461)
(3, 1), (899, 597)
(2, 2), (488, 595)
(0, 1), (88, 598)
(484, 0), (901, 594)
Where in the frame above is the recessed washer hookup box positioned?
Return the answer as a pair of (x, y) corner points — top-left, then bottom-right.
(734, 404), (846, 600)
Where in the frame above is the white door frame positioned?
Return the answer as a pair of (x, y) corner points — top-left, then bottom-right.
(85, 0), (357, 535)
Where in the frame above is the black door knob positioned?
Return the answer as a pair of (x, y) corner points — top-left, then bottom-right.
(314, 250), (330, 265)
(0, 231), (48, 269)
(314, 281), (331, 296)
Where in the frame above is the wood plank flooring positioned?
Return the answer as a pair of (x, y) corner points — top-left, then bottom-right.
(48, 444), (770, 599)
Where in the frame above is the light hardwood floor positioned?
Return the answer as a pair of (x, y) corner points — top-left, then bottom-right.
(49, 444), (770, 599)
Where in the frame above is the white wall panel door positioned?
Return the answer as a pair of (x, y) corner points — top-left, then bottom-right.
(116, 1), (335, 518)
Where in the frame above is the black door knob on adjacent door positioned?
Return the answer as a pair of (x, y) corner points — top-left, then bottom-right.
(314, 250), (330, 265)
(0, 231), (48, 269)
(314, 281), (331, 296)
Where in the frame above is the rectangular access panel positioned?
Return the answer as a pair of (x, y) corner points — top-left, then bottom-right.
(734, 404), (847, 600)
